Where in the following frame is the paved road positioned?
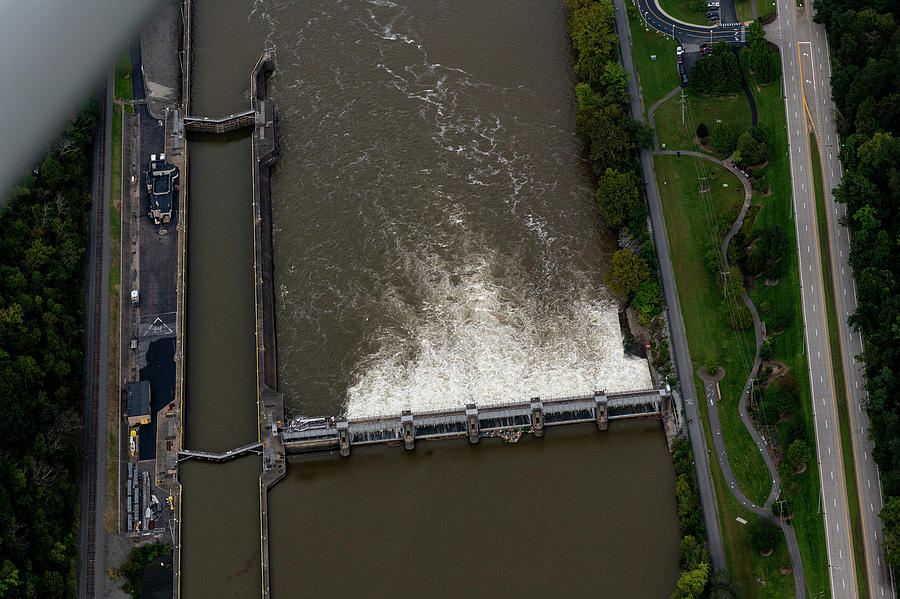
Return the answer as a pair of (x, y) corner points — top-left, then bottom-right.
(781, 4), (895, 598)
(637, 0), (746, 46)
(614, 0), (727, 570)
(771, 1), (896, 596)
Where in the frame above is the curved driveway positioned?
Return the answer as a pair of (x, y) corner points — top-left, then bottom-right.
(638, 0), (746, 45)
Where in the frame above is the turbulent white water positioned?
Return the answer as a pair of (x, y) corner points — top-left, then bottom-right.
(344, 250), (651, 418)
(256, 0), (652, 418)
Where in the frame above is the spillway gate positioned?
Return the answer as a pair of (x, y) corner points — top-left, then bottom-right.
(280, 387), (672, 457)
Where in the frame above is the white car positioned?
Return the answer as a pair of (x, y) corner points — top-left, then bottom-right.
(708, 1), (719, 6)
(676, 45), (684, 55)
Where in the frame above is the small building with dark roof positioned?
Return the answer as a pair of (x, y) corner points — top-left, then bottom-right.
(127, 381), (152, 427)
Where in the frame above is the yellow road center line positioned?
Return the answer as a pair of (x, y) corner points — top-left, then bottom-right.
(798, 43), (860, 599)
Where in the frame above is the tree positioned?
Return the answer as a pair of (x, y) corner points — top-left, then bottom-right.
(758, 224), (788, 261)
(770, 388), (796, 415)
(711, 122), (737, 154)
(787, 439), (811, 470)
(705, 358), (719, 376)
(606, 250), (650, 300)
(596, 168), (642, 229)
(599, 61), (629, 98)
(632, 279), (660, 317)
(722, 265), (744, 301)
(748, 521), (780, 555)
(736, 130), (768, 166)
(567, 0), (619, 89)
(679, 535), (708, 570)
(672, 562), (710, 599)
(749, 40), (776, 83)
(880, 496), (900, 570)
(748, 20), (766, 43)
(696, 123), (709, 139)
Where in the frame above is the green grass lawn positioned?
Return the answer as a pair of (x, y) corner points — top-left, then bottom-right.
(115, 50), (134, 114)
(810, 132), (869, 598)
(655, 154), (772, 507)
(657, 0), (711, 26)
(625, 2), (681, 117)
(735, 0), (753, 21)
(709, 452), (796, 598)
(740, 56), (831, 597)
(654, 89), (752, 154)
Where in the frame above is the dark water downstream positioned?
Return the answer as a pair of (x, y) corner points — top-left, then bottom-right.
(180, 0), (678, 597)
(270, 422), (680, 598)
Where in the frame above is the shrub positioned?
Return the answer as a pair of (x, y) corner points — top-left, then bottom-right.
(768, 314), (787, 331)
(758, 224), (789, 261)
(748, 521), (781, 555)
(743, 251), (766, 276)
(697, 123), (709, 139)
(786, 419), (807, 445)
(752, 177), (770, 193)
(787, 439), (811, 470)
(705, 358), (719, 376)
(759, 338), (775, 361)
(728, 305), (753, 330)
(763, 259), (782, 281)
(759, 300), (772, 313)
(772, 388), (796, 415)
(778, 461), (794, 480)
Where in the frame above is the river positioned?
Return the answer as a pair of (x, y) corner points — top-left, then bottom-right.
(180, 0), (678, 597)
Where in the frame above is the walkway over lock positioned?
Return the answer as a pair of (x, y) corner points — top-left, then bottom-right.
(281, 387), (672, 457)
(182, 109), (257, 134)
(178, 441), (262, 463)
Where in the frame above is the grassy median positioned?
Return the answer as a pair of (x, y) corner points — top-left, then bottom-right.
(105, 51), (130, 534)
(810, 131), (869, 599)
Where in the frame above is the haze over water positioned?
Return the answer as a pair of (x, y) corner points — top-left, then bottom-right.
(258, 0), (651, 417)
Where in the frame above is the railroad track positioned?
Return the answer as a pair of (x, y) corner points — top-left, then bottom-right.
(84, 80), (108, 599)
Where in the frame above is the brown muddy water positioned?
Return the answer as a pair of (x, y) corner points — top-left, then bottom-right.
(179, 0), (679, 597)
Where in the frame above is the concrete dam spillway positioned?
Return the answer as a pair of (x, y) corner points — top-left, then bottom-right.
(176, 0), (680, 597)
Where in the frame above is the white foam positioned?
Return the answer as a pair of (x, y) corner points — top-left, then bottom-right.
(345, 248), (651, 418)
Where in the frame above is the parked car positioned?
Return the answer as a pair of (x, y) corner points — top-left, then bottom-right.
(677, 53), (684, 64)
(676, 45), (684, 56)
(699, 43), (710, 54)
(707, 1), (719, 6)
(679, 63), (687, 76)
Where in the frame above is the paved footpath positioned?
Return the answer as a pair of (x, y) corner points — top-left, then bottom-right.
(614, 0), (727, 570)
(656, 143), (806, 596)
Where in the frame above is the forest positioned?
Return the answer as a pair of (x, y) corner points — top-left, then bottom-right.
(812, 0), (900, 570)
(0, 103), (98, 596)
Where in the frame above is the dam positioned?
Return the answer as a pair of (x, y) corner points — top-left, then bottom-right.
(169, 1), (683, 598)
